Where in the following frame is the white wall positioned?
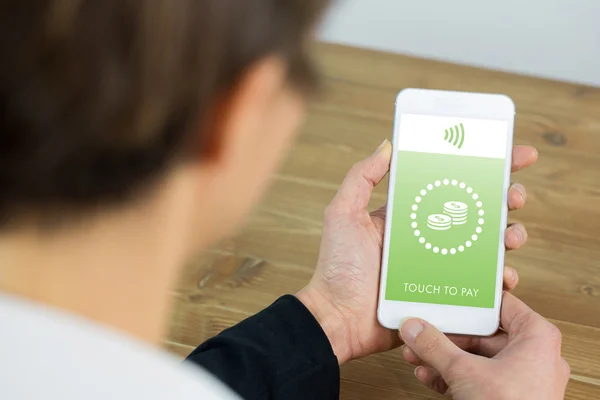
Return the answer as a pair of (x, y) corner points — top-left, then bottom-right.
(319, 0), (600, 87)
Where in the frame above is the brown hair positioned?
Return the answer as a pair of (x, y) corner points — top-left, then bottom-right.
(0, 0), (329, 223)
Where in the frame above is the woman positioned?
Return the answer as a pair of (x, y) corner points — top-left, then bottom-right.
(0, 1), (569, 399)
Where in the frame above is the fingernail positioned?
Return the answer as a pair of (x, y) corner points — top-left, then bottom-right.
(509, 267), (516, 282)
(373, 139), (388, 155)
(514, 226), (523, 242)
(414, 366), (421, 378)
(399, 318), (424, 344)
(512, 184), (526, 201)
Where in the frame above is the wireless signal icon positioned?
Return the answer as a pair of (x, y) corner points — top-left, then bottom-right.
(444, 123), (466, 149)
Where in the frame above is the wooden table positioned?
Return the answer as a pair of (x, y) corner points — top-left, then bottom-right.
(165, 43), (600, 399)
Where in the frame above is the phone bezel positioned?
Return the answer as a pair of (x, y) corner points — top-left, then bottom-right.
(377, 88), (516, 336)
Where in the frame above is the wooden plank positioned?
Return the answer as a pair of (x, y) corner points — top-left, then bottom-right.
(313, 44), (600, 121)
(565, 380), (600, 400)
(340, 379), (440, 400)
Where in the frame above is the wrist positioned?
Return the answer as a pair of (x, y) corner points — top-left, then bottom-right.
(295, 285), (353, 365)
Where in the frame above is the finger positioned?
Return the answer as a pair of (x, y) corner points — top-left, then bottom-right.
(562, 358), (571, 379)
(330, 139), (392, 213)
(505, 223), (528, 250)
(415, 366), (449, 395)
(508, 183), (527, 211)
(399, 318), (466, 377)
(406, 331), (509, 367)
(500, 292), (541, 335)
(402, 345), (422, 366)
(503, 266), (520, 291)
(512, 146), (538, 173)
(447, 332), (509, 358)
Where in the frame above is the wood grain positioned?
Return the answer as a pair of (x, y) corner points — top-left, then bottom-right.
(166, 43), (600, 399)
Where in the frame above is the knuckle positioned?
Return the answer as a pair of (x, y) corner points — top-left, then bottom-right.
(545, 323), (563, 346)
(511, 309), (538, 334)
(419, 335), (442, 355)
(349, 161), (364, 176)
(562, 358), (571, 378)
(324, 200), (350, 220)
(442, 354), (472, 387)
(324, 200), (352, 222)
(448, 353), (471, 374)
(324, 203), (338, 219)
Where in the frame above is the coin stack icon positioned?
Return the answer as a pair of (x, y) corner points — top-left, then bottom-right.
(427, 214), (452, 231)
(444, 201), (468, 225)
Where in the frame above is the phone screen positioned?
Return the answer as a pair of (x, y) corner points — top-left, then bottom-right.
(385, 114), (510, 309)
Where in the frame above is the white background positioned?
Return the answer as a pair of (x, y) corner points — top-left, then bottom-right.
(319, 0), (600, 87)
(397, 114), (508, 159)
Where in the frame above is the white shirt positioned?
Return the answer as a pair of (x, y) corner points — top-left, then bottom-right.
(0, 294), (240, 399)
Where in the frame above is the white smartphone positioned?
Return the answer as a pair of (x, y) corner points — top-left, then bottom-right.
(377, 88), (515, 336)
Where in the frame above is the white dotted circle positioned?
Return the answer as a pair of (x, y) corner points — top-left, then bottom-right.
(410, 179), (485, 255)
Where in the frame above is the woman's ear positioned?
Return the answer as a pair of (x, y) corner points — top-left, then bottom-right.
(194, 57), (289, 166)
(181, 56), (305, 246)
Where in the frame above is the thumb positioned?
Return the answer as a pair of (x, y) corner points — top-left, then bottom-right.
(330, 139), (392, 213)
(399, 318), (465, 378)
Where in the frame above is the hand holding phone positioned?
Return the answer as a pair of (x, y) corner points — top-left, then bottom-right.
(298, 127), (536, 364)
(398, 293), (570, 399)
(378, 89), (522, 336)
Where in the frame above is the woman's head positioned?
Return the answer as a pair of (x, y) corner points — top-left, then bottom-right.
(0, 0), (329, 244)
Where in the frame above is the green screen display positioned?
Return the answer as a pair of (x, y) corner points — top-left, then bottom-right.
(385, 114), (509, 309)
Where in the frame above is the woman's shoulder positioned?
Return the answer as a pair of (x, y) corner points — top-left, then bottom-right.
(0, 293), (239, 400)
